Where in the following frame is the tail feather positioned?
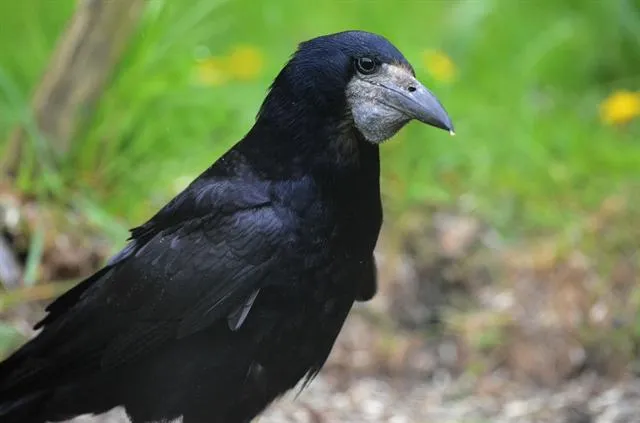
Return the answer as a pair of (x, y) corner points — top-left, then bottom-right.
(0, 335), (53, 398)
(0, 345), (49, 423)
(0, 389), (50, 423)
(0, 378), (115, 423)
(0, 341), (82, 423)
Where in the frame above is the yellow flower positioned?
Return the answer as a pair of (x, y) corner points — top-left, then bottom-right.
(422, 49), (456, 84)
(225, 45), (265, 80)
(599, 90), (640, 125)
(195, 57), (229, 86)
(194, 44), (265, 87)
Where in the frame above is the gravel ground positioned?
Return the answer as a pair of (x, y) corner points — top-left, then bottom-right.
(259, 371), (640, 423)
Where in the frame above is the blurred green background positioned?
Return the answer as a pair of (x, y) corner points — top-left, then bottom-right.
(1, 0), (640, 392)
(2, 0), (639, 235)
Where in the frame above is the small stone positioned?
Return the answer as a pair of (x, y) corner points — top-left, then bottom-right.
(362, 399), (384, 419)
(503, 400), (530, 418)
(565, 404), (593, 423)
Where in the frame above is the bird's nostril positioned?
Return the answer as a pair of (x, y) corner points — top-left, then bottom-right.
(407, 86), (417, 93)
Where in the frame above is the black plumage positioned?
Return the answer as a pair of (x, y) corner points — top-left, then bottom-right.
(0, 30), (452, 423)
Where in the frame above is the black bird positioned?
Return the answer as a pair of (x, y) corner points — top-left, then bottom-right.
(0, 30), (453, 423)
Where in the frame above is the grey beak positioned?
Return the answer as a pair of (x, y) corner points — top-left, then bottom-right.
(381, 78), (454, 134)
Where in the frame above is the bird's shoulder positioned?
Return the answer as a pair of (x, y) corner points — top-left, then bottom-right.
(129, 158), (271, 241)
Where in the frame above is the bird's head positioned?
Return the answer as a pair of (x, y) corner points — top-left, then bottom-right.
(257, 30), (454, 145)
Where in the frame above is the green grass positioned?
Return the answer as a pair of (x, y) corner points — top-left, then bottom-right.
(1, 0), (639, 237)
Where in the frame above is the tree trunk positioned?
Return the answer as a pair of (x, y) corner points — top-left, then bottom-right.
(2, 0), (146, 177)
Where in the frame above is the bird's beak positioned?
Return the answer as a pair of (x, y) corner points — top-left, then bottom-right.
(377, 64), (455, 134)
(384, 81), (455, 134)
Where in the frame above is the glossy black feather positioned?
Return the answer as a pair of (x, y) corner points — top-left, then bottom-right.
(0, 30), (409, 423)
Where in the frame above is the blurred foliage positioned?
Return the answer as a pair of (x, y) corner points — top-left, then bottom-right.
(0, 322), (23, 355)
(1, 0), (639, 235)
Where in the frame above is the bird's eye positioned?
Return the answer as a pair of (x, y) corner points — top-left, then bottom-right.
(355, 57), (378, 75)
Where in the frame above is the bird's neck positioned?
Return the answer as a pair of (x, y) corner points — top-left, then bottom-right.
(240, 111), (379, 181)
(237, 109), (383, 254)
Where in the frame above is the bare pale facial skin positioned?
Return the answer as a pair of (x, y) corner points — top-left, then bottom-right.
(346, 64), (414, 143)
(346, 63), (454, 144)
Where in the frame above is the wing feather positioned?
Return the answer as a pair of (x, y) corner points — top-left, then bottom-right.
(1, 178), (291, 395)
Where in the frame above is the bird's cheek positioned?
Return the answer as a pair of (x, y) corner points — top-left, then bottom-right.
(351, 101), (409, 144)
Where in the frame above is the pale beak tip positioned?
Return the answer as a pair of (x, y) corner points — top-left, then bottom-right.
(449, 129), (456, 136)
